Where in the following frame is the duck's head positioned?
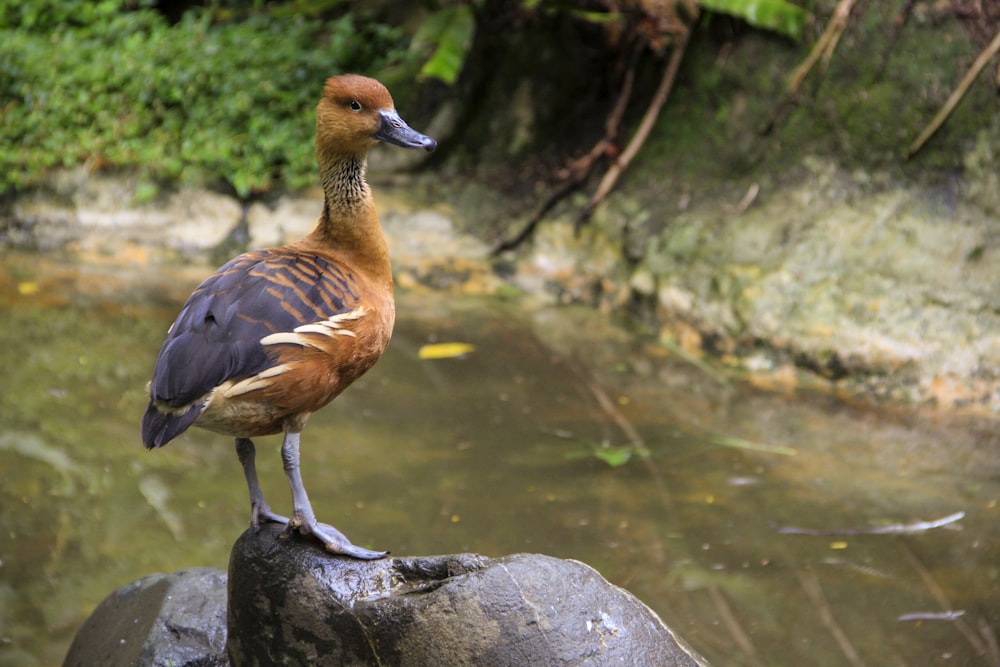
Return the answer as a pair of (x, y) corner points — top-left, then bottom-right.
(316, 74), (437, 157)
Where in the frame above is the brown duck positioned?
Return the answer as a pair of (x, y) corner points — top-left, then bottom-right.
(142, 74), (436, 558)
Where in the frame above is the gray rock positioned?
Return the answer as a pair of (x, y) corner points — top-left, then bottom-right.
(5, 170), (240, 255)
(227, 523), (708, 666)
(63, 566), (228, 667)
(246, 193), (322, 247)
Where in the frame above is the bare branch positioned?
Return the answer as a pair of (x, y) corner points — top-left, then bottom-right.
(576, 23), (693, 230)
(907, 27), (1000, 158)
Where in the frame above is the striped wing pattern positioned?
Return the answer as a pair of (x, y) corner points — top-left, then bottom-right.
(142, 248), (360, 447)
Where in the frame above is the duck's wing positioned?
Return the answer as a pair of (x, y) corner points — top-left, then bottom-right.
(141, 249), (358, 447)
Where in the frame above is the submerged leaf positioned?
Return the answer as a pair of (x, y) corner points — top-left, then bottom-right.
(564, 441), (638, 468)
(137, 474), (185, 540)
(709, 434), (797, 456)
(593, 446), (633, 467)
(418, 342), (476, 360)
(0, 432), (80, 475)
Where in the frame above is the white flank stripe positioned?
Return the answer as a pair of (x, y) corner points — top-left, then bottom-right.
(260, 332), (311, 347)
(260, 306), (365, 348)
(221, 364), (292, 398)
(293, 323), (337, 336)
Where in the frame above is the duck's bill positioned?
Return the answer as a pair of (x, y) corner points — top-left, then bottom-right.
(375, 109), (437, 152)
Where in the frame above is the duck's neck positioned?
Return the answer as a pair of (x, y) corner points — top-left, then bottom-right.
(305, 153), (392, 287)
(319, 154), (369, 216)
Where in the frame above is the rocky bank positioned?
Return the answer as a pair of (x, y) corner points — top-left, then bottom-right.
(3, 152), (998, 415)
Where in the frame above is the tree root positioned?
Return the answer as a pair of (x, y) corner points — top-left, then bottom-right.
(574, 22), (691, 232)
(492, 12), (695, 255)
(765, 0), (999, 159)
(490, 42), (640, 255)
(764, 0), (857, 135)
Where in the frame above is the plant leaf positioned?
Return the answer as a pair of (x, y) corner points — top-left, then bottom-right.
(592, 445), (633, 467)
(699, 0), (809, 40)
(0, 432), (80, 476)
(564, 442), (636, 467)
(415, 5), (475, 85)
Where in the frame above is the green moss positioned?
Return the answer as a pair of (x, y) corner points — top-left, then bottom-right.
(624, 0), (986, 198)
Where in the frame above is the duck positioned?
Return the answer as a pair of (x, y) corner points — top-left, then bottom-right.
(141, 74), (436, 559)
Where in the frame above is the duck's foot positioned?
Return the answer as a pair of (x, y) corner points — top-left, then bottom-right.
(252, 504), (290, 528)
(276, 432), (388, 559)
(284, 518), (389, 560)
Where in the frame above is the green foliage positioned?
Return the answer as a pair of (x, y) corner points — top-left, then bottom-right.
(413, 4), (475, 85)
(0, 0), (812, 197)
(520, 0), (807, 39)
(0, 1), (414, 196)
(0, 0), (138, 31)
(699, 0), (808, 40)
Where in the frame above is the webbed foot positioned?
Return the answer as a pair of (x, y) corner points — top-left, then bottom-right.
(285, 518), (388, 560)
(252, 503), (289, 529)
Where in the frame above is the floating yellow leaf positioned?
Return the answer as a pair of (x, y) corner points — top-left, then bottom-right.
(418, 342), (476, 360)
(17, 281), (39, 295)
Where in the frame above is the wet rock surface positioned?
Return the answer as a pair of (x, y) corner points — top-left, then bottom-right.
(62, 566), (228, 667)
(60, 528), (709, 666)
(227, 523), (709, 667)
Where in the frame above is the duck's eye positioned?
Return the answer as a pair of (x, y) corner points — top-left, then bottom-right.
(349, 100), (362, 112)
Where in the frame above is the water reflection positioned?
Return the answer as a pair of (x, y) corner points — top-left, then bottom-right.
(1, 253), (998, 667)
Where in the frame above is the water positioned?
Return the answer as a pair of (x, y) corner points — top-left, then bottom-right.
(1, 251), (998, 667)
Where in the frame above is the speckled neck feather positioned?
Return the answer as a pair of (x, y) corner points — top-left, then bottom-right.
(320, 154), (370, 219)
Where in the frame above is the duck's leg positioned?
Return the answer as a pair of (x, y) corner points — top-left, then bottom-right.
(280, 430), (388, 560)
(235, 437), (289, 528)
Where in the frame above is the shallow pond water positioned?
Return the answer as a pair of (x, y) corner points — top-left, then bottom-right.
(1, 252), (998, 667)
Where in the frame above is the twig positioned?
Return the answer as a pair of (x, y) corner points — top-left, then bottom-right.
(788, 0), (855, 93)
(906, 27), (1000, 158)
(575, 23), (692, 230)
(603, 44), (640, 139)
(491, 43), (640, 255)
(734, 182), (760, 214)
(586, 381), (650, 458)
(764, 0), (856, 134)
(707, 585), (763, 667)
(657, 339), (728, 382)
(977, 617), (1000, 667)
(777, 511), (964, 535)
(797, 567), (867, 667)
(897, 539), (989, 657)
(897, 610), (965, 622)
(586, 381), (674, 514)
(878, 0), (917, 77)
(821, 557), (893, 579)
(490, 178), (584, 255)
